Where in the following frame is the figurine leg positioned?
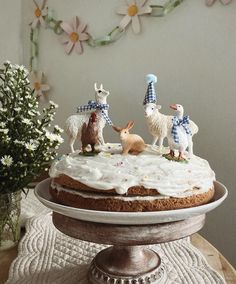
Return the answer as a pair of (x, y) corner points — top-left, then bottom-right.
(97, 132), (105, 145)
(188, 138), (193, 158)
(91, 144), (95, 152)
(158, 137), (164, 152)
(69, 137), (76, 153)
(178, 151), (187, 161)
(152, 136), (158, 146)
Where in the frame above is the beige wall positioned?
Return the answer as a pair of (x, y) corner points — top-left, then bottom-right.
(13, 0), (236, 267)
(0, 0), (22, 63)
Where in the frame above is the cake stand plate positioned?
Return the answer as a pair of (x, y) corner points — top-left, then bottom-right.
(35, 179), (228, 225)
(35, 179), (228, 283)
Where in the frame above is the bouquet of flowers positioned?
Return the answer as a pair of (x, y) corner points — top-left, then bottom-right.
(0, 61), (63, 194)
(0, 61), (63, 249)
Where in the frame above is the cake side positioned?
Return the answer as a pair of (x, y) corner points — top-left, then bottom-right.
(49, 183), (215, 212)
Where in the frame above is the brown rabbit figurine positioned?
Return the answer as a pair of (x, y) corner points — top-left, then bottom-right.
(112, 121), (146, 155)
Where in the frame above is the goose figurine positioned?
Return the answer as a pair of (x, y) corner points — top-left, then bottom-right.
(165, 104), (193, 161)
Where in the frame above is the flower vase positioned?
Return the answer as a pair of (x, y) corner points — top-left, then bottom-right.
(0, 191), (21, 251)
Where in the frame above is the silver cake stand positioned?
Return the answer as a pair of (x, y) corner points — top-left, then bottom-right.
(35, 179), (227, 284)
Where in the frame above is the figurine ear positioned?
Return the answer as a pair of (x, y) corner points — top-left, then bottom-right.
(157, 105), (162, 110)
(112, 125), (122, 132)
(126, 121), (134, 130)
(94, 83), (98, 91)
(100, 84), (103, 90)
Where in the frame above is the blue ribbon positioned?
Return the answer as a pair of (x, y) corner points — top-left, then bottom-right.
(171, 116), (192, 143)
(77, 100), (112, 125)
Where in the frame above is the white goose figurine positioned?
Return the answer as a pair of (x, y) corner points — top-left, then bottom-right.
(167, 104), (193, 161)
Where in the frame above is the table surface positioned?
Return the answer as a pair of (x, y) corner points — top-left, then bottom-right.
(0, 233), (235, 284)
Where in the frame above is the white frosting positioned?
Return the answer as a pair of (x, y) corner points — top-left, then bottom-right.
(49, 144), (215, 197)
(51, 182), (170, 201)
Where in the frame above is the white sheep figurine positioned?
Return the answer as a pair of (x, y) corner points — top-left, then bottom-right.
(65, 83), (112, 153)
(143, 74), (199, 155)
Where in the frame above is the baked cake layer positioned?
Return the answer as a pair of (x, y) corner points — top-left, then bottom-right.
(50, 184), (215, 212)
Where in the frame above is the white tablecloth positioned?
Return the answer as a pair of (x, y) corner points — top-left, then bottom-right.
(5, 190), (226, 284)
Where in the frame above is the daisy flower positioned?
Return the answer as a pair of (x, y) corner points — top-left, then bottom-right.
(205, 0), (232, 5)
(1, 155), (13, 167)
(116, 0), (152, 34)
(22, 118), (32, 125)
(31, 0), (48, 29)
(49, 100), (58, 108)
(25, 142), (38, 151)
(60, 16), (89, 54)
(30, 71), (50, 98)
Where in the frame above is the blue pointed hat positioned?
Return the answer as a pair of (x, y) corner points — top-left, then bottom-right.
(143, 74), (157, 105)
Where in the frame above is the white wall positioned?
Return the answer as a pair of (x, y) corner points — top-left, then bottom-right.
(0, 0), (22, 63)
(20, 0), (236, 267)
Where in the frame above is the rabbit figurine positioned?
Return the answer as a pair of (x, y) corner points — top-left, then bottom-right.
(112, 121), (146, 155)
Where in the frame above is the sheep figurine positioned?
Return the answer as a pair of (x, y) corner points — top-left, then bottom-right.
(65, 83), (112, 153)
(143, 74), (199, 155)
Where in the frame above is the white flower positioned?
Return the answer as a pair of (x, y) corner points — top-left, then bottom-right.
(45, 131), (64, 143)
(45, 131), (56, 141)
(22, 118), (32, 125)
(54, 125), (64, 133)
(49, 100), (58, 108)
(14, 107), (21, 112)
(54, 134), (64, 144)
(25, 142), (37, 151)
(4, 86), (10, 92)
(14, 139), (24, 145)
(1, 155), (13, 167)
(0, 122), (6, 128)
(28, 110), (36, 116)
(4, 60), (11, 66)
(0, 129), (9, 134)
(0, 108), (7, 112)
(35, 129), (43, 135)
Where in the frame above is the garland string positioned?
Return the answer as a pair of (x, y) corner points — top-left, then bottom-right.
(29, 0), (184, 73)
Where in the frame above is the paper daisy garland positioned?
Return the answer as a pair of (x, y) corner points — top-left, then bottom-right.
(205, 0), (232, 5)
(30, 71), (50, 98)
(116, 0), (152, 34)
(31, 0), (48, 29)
(29, 0), (184, 71)
(60, 16), (89, 54)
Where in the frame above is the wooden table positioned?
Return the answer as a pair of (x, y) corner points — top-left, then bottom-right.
(0, 233), (235, 284)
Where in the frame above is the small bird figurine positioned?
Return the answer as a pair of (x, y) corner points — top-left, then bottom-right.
(165, 104), (192, 161)
(81, 112), (98, 154)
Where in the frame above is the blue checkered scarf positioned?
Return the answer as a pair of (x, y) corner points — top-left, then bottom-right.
(77, 100), (113, 125)
(171, 116), (192, 143)
(143, 81), (157, 105)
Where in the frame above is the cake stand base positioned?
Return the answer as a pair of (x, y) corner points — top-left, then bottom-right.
(52, 212), (206, 284)
(88, 246), (166, 284)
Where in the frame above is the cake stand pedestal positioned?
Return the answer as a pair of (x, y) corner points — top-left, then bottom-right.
(52, 212), (205, 284)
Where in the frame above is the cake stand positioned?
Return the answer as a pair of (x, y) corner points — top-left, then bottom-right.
(35, 179), (227, 284)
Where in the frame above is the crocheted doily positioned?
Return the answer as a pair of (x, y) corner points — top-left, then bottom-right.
(5, 191), (226, 284)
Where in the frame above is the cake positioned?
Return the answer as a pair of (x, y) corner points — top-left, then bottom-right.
(49, 75), (216, 212)
(49, 144), (215, 212)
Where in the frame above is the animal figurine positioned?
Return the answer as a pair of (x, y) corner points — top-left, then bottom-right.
(165, 104), (193, 161)
(112, 121), (146, 155)
(81, 112), (98, 154)
(143, 74), (198, 149)
(65, 83), (112, 153)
